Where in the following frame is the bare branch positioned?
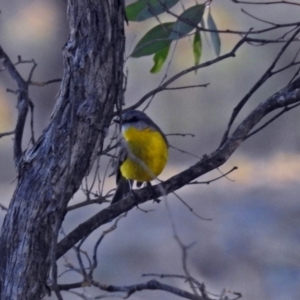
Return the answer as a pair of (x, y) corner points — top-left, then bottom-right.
(219, 26), (300, 147)
(245, 103), (300, 139)
(67, 196), (109, 212)
(28, 100), (35, 145)
(188, 167), (238, 185)
(241, 8), (278, 25)
(57, 281), (87, 291)
(168, 213), (199, 296)
(0, 203), (8, 211)
(89, 214), (126, 277)
(169, 145), (202, 159)
(0, 131), (15, 139)
(166, 133), (195, 138)
(172, 191), (212, 221)
(0, 45), (29, 168)
(91, 279), (205, 300)
(163, 83), (209, 90)
(232, 0), (300, 5)
(26, 60), (37, 83)
(28, 79), (61, 87)
(56, 76), (300, 259)
(164, 0), (300, 36)
(124, 34), (249, 113)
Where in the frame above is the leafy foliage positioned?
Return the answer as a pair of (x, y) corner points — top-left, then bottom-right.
(193, 30), (202, 68)
(127, 1), (221, 72)
(150, 45), (171, 73)
(126, 0), (179, 22)
(169, 4), (205, 40)
(131, 22), (174, 57)
(207, 7), (221, 56)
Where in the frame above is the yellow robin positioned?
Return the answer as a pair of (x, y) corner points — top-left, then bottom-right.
(111, 110), (169, 203)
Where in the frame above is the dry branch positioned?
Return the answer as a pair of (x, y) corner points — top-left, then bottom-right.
(57, 76), (300, 258)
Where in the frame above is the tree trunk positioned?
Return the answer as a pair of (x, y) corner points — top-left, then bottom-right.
(0, 1), (125, 299)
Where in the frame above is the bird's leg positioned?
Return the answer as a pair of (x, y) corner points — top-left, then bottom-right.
(128, 180), (141, 206)
(146, 182), (160, 203)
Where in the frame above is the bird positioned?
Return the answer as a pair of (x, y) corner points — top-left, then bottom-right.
(111, 110), (169, 204)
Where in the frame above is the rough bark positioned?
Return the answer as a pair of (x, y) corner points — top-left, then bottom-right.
(0, 1), (125, 299)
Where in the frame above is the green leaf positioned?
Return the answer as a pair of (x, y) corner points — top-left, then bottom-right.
(126, 0), (179, 22)
(193, 31), (202, 67)
(207, 8), (221, 56)
(131, 22), (174, 57)
(150, 45), (170, 73)
(169, 4), (205, 40)
(126, 0), (145, 21)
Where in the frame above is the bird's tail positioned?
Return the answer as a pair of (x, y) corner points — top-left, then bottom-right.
(111, 177), (132, 204)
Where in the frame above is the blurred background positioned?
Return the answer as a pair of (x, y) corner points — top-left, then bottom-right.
(1, 0), (300, 299)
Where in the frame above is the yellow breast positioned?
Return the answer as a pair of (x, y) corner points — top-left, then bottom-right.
(120, 126), (168, 182)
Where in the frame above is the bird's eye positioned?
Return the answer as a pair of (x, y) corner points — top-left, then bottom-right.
(129, 116), (139, 122)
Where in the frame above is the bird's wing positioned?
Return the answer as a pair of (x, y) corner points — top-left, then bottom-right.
(111, 145), (133, 204)
(115, 146), (127, 184)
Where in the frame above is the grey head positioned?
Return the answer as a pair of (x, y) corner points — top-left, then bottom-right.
(120, 110), (168, 145)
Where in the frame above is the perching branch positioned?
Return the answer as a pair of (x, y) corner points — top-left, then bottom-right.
(56, 76), (300, 259)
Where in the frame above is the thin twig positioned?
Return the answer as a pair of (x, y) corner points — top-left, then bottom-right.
(164, 198), (200, 297)
(0, 131), (15, 139)
(26, 59), (37, 83)
(91, 279), (205, 300)
(245, 103), (300, 139)
(0, 203), (8, 211)
(28, 79), (61, 86)
(172, 191), (212, 221)
(169, 145), (202, 159)
(232, 0), (300, 5)
(188, 166), (238, 185)
(0, 45), (29, 168)
(89, 214), (126, 277)
(164, 83), (209, 90)
(166, 133), (195, 137)
(241, 9), (277, 25)
(142, 273), (208, 297)
(28, 100), (35, 145)
(67, 196), (109, 212)
(74, 238), (89, 279)
(219, 26), (300, 147)
(123, 34), (249, 114)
